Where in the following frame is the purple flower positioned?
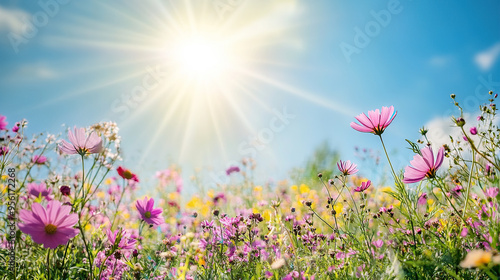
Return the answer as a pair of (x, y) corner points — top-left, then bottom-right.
(354, 180), (371, 192)
(470, 127), (478, 135)
(136, 197), (164, 225)
(59, 126), (103, 156)
(337, 160), (358, 176)
(18, 200), (79, 249)
(0, 115), (7, 131)
(27, 182), (52, 200)
(226, 166), (240, 176)
(402, 146), (444, 184)
(60, 185), (71, 196)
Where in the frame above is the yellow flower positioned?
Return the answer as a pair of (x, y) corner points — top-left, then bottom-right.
(207, 189), (214, 198)
(299, 184), (310, 194)
(122, 212), (130, 219)
(460, 250), (492, 268)
(186, 196), (202, 209)
(97, 191), (105, 199)
(104, 178), (112, 185)
(254, 186), (263, 192)
(168, 192), (178, 200)
(262, 210), (272, 221)
(291, 185), (298, 192)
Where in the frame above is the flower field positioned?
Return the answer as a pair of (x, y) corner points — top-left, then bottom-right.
(2, 93), (500, 279)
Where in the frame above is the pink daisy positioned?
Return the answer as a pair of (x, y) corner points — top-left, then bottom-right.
(32, 155), (47, 164)
(0, 115), (7, 131)
(402, 146), (444, 184)
(136, 197), (164, 225)
(337, 160), (358, 176)
(350, 106), (397, 135)
(27, 182), (52, 200)
(106, 228), (137, 250)
(59, 126), (103, 156)
(354, 180), (371, 192)
(18, 200), (79, 249)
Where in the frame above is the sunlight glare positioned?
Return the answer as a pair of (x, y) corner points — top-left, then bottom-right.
(172, 36), (231, 82)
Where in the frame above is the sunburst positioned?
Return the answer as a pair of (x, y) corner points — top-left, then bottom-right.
(40, 0), (353, 168)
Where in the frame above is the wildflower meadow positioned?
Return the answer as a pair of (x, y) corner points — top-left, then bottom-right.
(2, 93), (500, 279)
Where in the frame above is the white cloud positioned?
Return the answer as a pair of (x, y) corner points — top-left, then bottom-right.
(428, 55), (452, 68)
(0, 6), (29, 34)
(3, 63), (58, 83)
(475, 42), (500, 71)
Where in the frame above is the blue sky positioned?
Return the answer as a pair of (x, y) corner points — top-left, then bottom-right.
(1, 0), (499, 191)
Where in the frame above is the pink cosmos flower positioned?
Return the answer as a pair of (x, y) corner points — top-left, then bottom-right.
(354, 180), (371, 192)
(106, 228), (137, 250)
(350, 106), (397, 135)
(402, 146), (444, 184)
(485, 187), (499, 199)
(12, 122), (20, 133)
(136, 197), (164, 225)
(0, 146), (8, 156)
(117, 166), (139, 182)
(372, 239), (384, 248)
(18, 200), (79, 249)
(226, 166), (240, 176)
(470, 127), (478, 135)
(417, 193), (427, 205)
(0, 115), (7, 130)
(27, 182), (52, 200)
(32, 155), (47, 164)
(337, 160), (358, 176)
(59, 126), (103, 156)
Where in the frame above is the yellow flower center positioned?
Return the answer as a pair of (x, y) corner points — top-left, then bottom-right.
(145, 211), (151, 218)
(77, 147), (89, 156)
(45, 224), (57, 234)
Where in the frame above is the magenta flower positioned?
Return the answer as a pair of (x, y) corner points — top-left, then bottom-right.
(350, 106), (397, 135)
(402, 146), (444, 184)
(18, 200), (79, 249)
(27, 182), (52, 200)
(354, 180), (371, 192)
(485, 187), (499, 199)
(12, 122), (20, 133)
(32, 155), (47, 164)
(337, 160), (358, 176)
(470, 127), (478, 135)
(417, 193), (427, 205)
(117, 166), (139, 182)
(226, 166), (240, 176)
(60, 185), (71, 196)
(0, 146), (8, 156)
(136, 197), (164, 225)
(59, 126), (103, 156)
(0, 115), (7, 130)
(106, 228), (137, 250)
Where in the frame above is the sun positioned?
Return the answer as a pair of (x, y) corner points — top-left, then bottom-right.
(172, 35), (231, 82)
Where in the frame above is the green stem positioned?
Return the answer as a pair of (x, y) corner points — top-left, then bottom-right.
(46, 249), (51, 280)
(462, 149), (476, 220)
